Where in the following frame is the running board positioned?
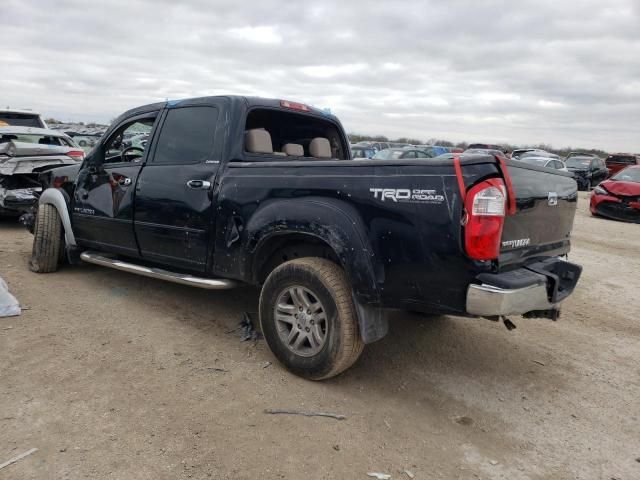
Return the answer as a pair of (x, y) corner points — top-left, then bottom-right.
(80, 251), (238, 290)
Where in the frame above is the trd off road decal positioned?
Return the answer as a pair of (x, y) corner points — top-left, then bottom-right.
(370, 188), (445, 204)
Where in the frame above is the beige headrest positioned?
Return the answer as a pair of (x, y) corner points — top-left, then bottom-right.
(283, 143), (304, 156)
(309, 137), (331, 158)
(245, 129), (273, 154)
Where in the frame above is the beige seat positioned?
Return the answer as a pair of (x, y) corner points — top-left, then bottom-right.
(245, 129), (273, 154)
(283, 143), (304, 156)
(309, 137), (332, 159)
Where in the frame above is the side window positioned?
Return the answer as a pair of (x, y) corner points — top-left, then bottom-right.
(104, 117), (157, 164)
(403, 151), (417, 159)
(153, 107), (218, 164)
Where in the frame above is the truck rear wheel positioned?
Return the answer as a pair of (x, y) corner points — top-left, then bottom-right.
(259, 258), (365, 380)
(29, 204), (63, 273)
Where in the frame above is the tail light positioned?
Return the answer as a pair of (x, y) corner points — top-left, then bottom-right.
(52, 175), (69, 189)
(66, 150), (85, 161)
(464, 178), (506, 261)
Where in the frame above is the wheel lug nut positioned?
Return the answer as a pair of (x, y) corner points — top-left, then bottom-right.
(307, 309), (311, 314)
(310, 320), (314, 325)
(294, 314), (298, 318)
(299, 307), (303, 311)
(297, 324), (301, 329)
(305, 327), (310, 332)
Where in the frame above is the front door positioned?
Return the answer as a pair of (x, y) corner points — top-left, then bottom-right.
(134, 104), (221, 272)
(72, 113), (159, 257)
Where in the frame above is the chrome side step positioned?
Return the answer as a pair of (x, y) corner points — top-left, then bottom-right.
(80, 251), (238, 290)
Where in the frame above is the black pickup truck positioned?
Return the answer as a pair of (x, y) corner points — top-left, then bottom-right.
(29, 96), (582, 379)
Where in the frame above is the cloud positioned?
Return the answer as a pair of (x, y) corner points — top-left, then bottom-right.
(1, 0), (638, 151)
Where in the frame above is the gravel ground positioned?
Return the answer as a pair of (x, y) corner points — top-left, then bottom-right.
(1, 192), (639, 480)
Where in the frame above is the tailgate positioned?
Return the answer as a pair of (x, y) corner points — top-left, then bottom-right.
(500, 160), (578, 265)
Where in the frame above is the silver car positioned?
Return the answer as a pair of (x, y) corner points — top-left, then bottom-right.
(0, 126), (84, 216)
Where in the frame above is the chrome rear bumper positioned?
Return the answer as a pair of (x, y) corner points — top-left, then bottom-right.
(466, 283), (557, 317)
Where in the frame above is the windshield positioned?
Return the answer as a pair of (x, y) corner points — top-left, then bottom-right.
(611, 168), (640, 183)
(0, 133), (71, 146)
(566, 157), (591, 168)
(521, 158), (549, 167)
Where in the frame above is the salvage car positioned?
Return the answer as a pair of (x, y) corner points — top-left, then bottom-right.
(604, 153), (639, 177)
(517, 156), (568, 172)
(0, 109), (47, 128)
(565, 155), (608, 191)
(373, 147), (434, 159)
(590, 165), (640, 223)
(28, 96), (582, 380)
(0, 127), (84, 216)
(350, 145), (376, 159)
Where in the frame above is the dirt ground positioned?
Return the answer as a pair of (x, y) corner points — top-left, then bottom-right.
(1, 191), (639, 480)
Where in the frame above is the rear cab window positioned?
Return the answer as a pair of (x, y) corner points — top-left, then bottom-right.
(0, 113), (44, 128)
(242, 107), (348, 160)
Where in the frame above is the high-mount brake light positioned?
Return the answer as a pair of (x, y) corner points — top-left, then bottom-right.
(280, 100), (310, 112)
(66, 150), (85, 160)
(464, 178), (507, 261)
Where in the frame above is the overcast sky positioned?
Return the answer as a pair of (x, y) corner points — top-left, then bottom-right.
(2, 0), (639, 151)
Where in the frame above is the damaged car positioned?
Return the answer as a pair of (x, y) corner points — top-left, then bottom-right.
(0, 127), (84, 217)
(590, 165), (640, 223)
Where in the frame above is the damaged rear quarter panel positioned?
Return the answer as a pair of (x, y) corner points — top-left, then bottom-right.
(212, 160), (482, 313)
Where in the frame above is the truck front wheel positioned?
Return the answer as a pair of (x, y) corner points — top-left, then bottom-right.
(259, 258), (365, 380)
(29, 204), (63, 273)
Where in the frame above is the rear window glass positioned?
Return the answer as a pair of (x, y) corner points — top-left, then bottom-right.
(0, 133), (65, 146)
(0, 114), (43, 128)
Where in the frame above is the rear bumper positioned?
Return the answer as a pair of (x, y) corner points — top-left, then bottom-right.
(467, 283), (555, 316)
(466, 258), (582, 317)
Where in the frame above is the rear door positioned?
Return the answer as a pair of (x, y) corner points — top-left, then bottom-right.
(134, 103), (223, 272)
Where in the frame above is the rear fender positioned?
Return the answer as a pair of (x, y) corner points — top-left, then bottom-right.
(246, 198), (387, 343)
(247, 198), (379, 302)
(38, 188), (76, 246)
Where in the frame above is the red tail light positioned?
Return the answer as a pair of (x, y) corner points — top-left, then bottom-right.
(53, 175), (69, 189)
(66, 150), (85, 160)
(464, 178), (506, 261)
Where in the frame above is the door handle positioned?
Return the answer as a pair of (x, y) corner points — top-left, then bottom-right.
(187, 180), (212, 190)
(118, 177), (132, 186)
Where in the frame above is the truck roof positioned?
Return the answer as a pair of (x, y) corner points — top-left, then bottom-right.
(118, 96), (339, 123)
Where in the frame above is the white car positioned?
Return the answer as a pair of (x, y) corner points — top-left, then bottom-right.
(0, 109), (47, 128)
(517, 156), (568, 172)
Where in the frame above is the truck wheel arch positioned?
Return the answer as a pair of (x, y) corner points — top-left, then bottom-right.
(245, 199), (388, 344)
(38, 188), (76, 247)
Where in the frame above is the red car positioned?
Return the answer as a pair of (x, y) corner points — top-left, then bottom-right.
(590, 165), (640, 223)
(604, 153), (639, 177)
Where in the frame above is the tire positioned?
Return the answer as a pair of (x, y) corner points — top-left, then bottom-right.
(29, 204), (63, 273)
(259, 258), (365, 380)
